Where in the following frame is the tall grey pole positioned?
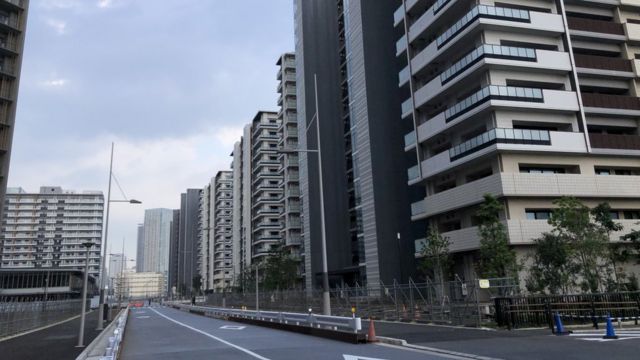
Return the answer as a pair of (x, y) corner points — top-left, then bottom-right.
(96, 142), (114, 330)
(255, 265), (259, 312)
(77, 244), (91, 347)
(314, 74), (331, 316)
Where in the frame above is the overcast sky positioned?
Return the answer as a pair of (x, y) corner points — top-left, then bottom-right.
(10, 0), (294, 263)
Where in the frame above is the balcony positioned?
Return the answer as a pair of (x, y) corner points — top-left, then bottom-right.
(411, 173), (640, 220)
(402, 7), (564, 76)
(404, 130), (417, 149)
(567, 16), (624, 36)
(589, 133), (640, 151)
(437, 6), (530, 49)
(416, 89), (579, 143)
(449, 128), (551, 161)
(437, 219), (640, 253)
(419, 131), (586, 181)
(574, 54), (633, 73)
(581, 93), (640, 114)
(445, 86), (543, 122)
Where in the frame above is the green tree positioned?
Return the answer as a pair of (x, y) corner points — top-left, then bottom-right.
(262, 245), (299, 291)
(549, 197), (610, 293)
(192, 274), (203, 295)
(591, 203), (624, 290)
(526, 233), (574, 294)
(476, 194), (519, 279)
(420, 227), (451, 284)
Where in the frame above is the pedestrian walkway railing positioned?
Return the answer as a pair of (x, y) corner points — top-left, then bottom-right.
(170, 303), (362, 334)
(75, 306), (129, 360)
(0, 299), (82, 339)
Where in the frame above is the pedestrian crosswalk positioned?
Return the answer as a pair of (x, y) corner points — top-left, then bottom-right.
(569, 330), (640, 342)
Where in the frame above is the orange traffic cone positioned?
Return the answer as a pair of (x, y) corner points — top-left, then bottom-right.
(368, 318), (378, 342)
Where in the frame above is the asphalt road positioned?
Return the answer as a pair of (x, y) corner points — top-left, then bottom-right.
(0, 310), (105, 360)
(368, 321), (640, 360)
(120, 306), (479, 360)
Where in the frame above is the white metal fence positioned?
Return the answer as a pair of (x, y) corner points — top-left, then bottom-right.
(0, 299), (83, 338)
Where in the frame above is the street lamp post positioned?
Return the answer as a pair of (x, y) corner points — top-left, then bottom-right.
(96, 142), (142, 330)
(76, 241), (94, 347)
(278, 74), (331, 316)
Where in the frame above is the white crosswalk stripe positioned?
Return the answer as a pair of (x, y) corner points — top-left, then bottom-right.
(569, 330), (640, 342)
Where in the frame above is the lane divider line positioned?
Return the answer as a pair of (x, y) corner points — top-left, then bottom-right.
(148, 307), (271, 360)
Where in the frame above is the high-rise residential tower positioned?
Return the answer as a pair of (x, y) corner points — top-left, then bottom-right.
(230, 141), (243, 286)
(140, 209), (173, 291)
(396, 0), (640, 280)
(294, 0), (418, 289)
(0, 186), (104, 278)
(177, 189), (201, 296)
(135, 223), (144, 272)
(276, 53), (304, 279)
(167, 209), (180, 297)
(212, 171), (233, 290)
(250, 111), (283, 261)
(0, 0), (29, 221)
(197, 182), (212, 290)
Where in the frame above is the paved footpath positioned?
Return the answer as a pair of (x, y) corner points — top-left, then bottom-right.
(121, 306), (485, 360)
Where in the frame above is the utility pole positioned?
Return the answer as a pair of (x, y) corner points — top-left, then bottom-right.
(77, 241), (93, 347)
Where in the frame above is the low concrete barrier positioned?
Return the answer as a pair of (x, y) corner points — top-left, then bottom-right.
(75, 307), (129, 360)
(169, 303), (366, 343)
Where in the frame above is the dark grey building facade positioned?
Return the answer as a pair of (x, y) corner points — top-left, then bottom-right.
(295, 0), (421, 290)
(177, 189), (201, 296)
(135, 223), (144, 272)
(167, 209), (180, 297)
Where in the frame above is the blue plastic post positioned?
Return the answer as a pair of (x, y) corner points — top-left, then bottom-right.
(603, 315), (619, 339)
(554, 313), (570, 335)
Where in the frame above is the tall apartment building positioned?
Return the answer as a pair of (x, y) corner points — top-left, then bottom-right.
(197, 182), (212, 290)
(167, 209), (180, 297)
(395, 0), (640, 280)
(177, 189), (201, 296)
(230, 141), (243, 286)
(294, 0), (418, 289)
(135, 223), (143, 272)
(0, 186), (104, 278)
(212, 171), (233, 290)
(0, 0), (29, 221)
(251, 111), (283, 261)
(276, 53), (304, 276)
(140, 208), (173, 291)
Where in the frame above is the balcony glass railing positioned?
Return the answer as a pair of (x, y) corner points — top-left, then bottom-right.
(440, 44), (536, 84)
(433, 0), (452, 15)
(408, 165), (420, 182)
(404, 130), (417, 148)
(436, 5), (530, 49)
(449, 128), (551, 160)
(444, 85), (543, 122)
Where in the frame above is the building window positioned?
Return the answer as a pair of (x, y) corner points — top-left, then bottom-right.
(520, 167), (566, 174)
(624, 211), (640, 220)
(526, 209), (552, 220)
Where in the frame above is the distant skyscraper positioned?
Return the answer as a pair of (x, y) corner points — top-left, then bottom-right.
(0, 186), (104, 278)
(211, 171), (233, 290)
(141, 209), (173, 291)
(0, 0), (29, 221)
(177, 189), (201, 296)
(135, 223), (144, 272)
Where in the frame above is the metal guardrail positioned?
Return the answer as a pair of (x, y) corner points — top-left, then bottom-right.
(171, 303), (362, 334)
(75, 307), (129, 360)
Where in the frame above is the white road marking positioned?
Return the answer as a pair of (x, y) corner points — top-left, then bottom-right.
(569, 331), (640, 342)
(343, 355), (388, 360)
(136, 316), (150, 319)
(220, 325), (246, 330)
(149, 307), (270, 360)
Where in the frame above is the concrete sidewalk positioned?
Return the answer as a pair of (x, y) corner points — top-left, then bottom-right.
(0, 310), (117, 360)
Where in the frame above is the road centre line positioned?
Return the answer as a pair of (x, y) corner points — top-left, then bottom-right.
(148, 307), (270, 360)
